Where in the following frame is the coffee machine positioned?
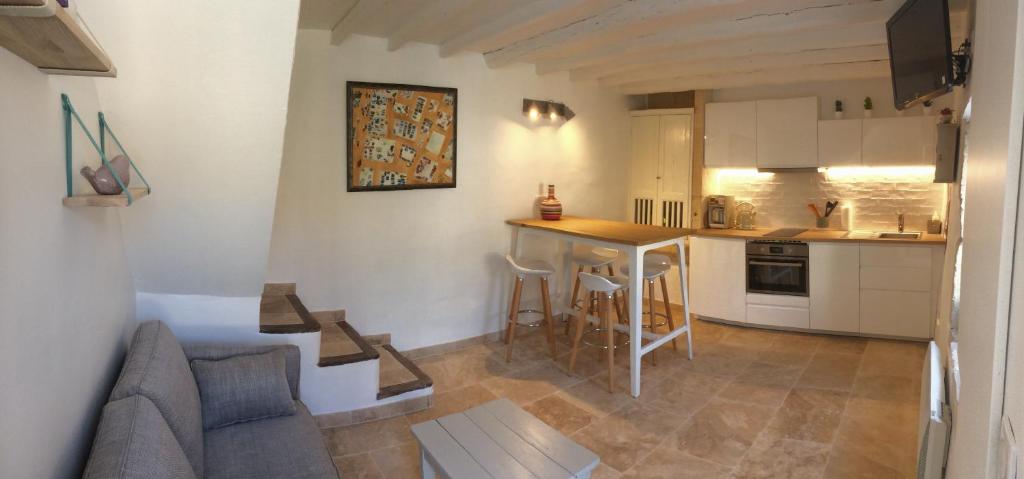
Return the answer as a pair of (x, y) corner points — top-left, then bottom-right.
(705, 195), (735, 229)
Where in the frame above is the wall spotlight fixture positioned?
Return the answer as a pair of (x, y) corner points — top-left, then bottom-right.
(522, 99), (575, 123)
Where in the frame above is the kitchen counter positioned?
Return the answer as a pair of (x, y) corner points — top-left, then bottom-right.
(692, 227), (946, 245)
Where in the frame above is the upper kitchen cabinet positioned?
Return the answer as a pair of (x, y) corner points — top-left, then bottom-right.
(705, 101), (756, 168)
(756, 97), (819, 169)
(862, 116), (938, 166)
(818, 119), (863, 167)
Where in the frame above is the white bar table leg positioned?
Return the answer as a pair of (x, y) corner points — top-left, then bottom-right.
(628, 247), (644, 397)
(561, 240), (575, 313)
(675, 237), (694, 360)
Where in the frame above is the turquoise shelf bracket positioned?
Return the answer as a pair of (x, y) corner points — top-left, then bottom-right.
(61, 94), (147, 205)
(99, 112), (151, 196)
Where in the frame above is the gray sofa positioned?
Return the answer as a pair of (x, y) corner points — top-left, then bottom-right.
(82, 321), (338, 479)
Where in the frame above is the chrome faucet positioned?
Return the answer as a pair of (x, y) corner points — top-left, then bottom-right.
(897, 213), (905, 233)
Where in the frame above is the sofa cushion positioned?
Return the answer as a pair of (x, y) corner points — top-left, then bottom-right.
(183, 344), (301, 399)
(191, 349), (297, 430)
(82, 395), (198, 479)
(109, 321), (204, 478)
(204, 401), (338, 479)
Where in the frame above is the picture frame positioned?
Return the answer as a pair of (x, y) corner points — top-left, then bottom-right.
(346, 81), (458, 192)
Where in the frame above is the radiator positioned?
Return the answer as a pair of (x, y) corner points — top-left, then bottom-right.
(918, 341), (952, 479)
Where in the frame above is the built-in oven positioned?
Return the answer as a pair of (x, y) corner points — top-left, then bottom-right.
(746, 240), (809, 296)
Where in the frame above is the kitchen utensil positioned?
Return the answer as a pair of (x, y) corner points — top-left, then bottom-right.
(807, 204), (822, 218)
(824, 200), (838, 218)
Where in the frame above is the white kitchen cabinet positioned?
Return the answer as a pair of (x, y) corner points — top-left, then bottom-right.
(858, 244), (940, 338)
(689, 236), (746, 323)
(629, 110), (693, 228)
(756, 97), (819, 169)
(809, 243), (860, 333)
(862, 116), (939, 166)
(818, 119), (862, 167)
(704, 101), (756, 168)
(747, 293), (809, 329)
(860, 290), (932, 338)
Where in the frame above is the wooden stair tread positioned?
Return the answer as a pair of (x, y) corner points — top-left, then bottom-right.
(317, 319), (379, 367)
(259, 294), (320, 334)
(376, 344), (432, 400)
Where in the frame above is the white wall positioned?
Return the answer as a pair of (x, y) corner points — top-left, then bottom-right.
(267, 31), (633, 350)
(945, 0), (1024, 475)
(0, 50), (136, 479)
(87, 0), (300, 301)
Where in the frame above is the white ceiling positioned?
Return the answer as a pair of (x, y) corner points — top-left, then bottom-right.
(298, 0), (967, 95)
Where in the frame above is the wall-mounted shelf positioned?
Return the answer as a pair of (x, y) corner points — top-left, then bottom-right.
(63, 188), (148, 207)
(0, 0), (115, 77)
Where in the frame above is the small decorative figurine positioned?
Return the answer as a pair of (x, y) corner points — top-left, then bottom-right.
(81, 155), (130, 195)
(539, 184), (563, 220)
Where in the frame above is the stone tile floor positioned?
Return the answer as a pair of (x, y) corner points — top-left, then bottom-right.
(321, 317), (925, 478)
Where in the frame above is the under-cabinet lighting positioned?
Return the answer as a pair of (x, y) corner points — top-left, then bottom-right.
(822, 166), (936, 182)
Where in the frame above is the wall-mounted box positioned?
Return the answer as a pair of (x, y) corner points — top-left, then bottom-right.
(934, 123), (960, 183)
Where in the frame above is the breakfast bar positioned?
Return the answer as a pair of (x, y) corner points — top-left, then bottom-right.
(506, 216), (694, 397)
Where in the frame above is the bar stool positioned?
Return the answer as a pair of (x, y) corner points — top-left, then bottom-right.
(569, 272), (627, 392)
(504, 255), (557, 363)
(567, 247), (622, 335)
(620, 254), (679, 358)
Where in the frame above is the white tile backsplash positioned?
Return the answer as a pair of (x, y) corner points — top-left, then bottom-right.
(707, 167), (948, 231)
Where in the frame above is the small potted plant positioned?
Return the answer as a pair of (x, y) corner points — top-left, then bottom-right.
(834, 100), (844, 119)
(863, 97), (873, 118)
(922, 99), (934, 115)
(940, 107), (954, 124)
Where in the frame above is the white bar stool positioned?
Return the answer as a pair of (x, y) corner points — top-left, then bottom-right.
(620, 253), (679, 357)
(569, 271), (628, 392)
(567, 247), (622, 335)
(504, 255), (557, 363)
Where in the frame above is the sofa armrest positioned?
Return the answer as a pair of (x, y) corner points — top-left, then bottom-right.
(182, 344), (301, 400)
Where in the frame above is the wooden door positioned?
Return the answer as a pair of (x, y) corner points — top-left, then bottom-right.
(658, 114), (692, 228)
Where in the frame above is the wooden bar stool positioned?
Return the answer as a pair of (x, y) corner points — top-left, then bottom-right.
(620, 254), (678, 362)
(504, 255), (557, 363)
(569, 272), (628, 392)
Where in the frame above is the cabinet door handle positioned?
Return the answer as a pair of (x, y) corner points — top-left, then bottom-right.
(749, 261), (804, 268)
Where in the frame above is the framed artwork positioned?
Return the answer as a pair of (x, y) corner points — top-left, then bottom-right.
(346, 81), (457, 192)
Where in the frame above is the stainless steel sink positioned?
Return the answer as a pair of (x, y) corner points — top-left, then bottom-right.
(877, 232), (921, 239)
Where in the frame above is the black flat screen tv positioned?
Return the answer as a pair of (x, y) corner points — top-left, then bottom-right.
(886, 0), (954, 110)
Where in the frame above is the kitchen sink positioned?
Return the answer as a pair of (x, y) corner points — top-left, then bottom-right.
(877, 232), (921, 239)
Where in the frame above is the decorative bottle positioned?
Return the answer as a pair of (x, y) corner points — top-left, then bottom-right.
(539, 184), (563, 220)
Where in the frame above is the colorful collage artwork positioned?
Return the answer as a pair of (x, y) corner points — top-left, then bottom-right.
(346, 82), (457, 191)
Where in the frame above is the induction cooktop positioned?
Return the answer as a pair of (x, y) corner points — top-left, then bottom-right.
(763, 228), (808, 238)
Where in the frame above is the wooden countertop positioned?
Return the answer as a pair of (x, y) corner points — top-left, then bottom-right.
(507, 216), (691, 246)
(692, 228), (947, 245)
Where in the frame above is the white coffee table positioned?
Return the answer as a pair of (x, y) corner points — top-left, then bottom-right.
(411, 398), (600, 478)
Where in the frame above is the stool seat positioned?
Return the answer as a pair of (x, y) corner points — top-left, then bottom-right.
(578, 272), (627, 293)
(572, 247), (619, 268)
(619, 254), (672, 279)
(506, 255), (555, 276)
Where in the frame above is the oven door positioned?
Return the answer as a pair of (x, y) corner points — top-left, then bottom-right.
(747, 255), (808, 296)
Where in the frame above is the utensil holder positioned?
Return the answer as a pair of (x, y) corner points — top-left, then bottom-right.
(816, 217), (830, 229)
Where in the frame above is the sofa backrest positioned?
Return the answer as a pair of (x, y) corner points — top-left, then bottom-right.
(108, 321), (205, 478)
(83, 395), (198, 479)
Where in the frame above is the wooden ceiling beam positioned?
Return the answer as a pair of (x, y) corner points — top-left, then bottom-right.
(569, 21), (885, 82)
(438, 0), (617, 57)
(535, 0), (901, 74)
(618, 60), (890, 95)
(330, 0), (370, 45)
(386, 0), (476, 51)
(482, 0), (753, 69)
(601, 44), (889, 87)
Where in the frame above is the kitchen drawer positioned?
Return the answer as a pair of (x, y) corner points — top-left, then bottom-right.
(746, 293), (810, 308)
(859, 289), (931, 338)
(860, 245), (933, 268)
(860, 266), (932, 292)
(746, 304), (810, 329)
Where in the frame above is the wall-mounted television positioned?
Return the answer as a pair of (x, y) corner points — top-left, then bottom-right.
(886, 0), (955, 110)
